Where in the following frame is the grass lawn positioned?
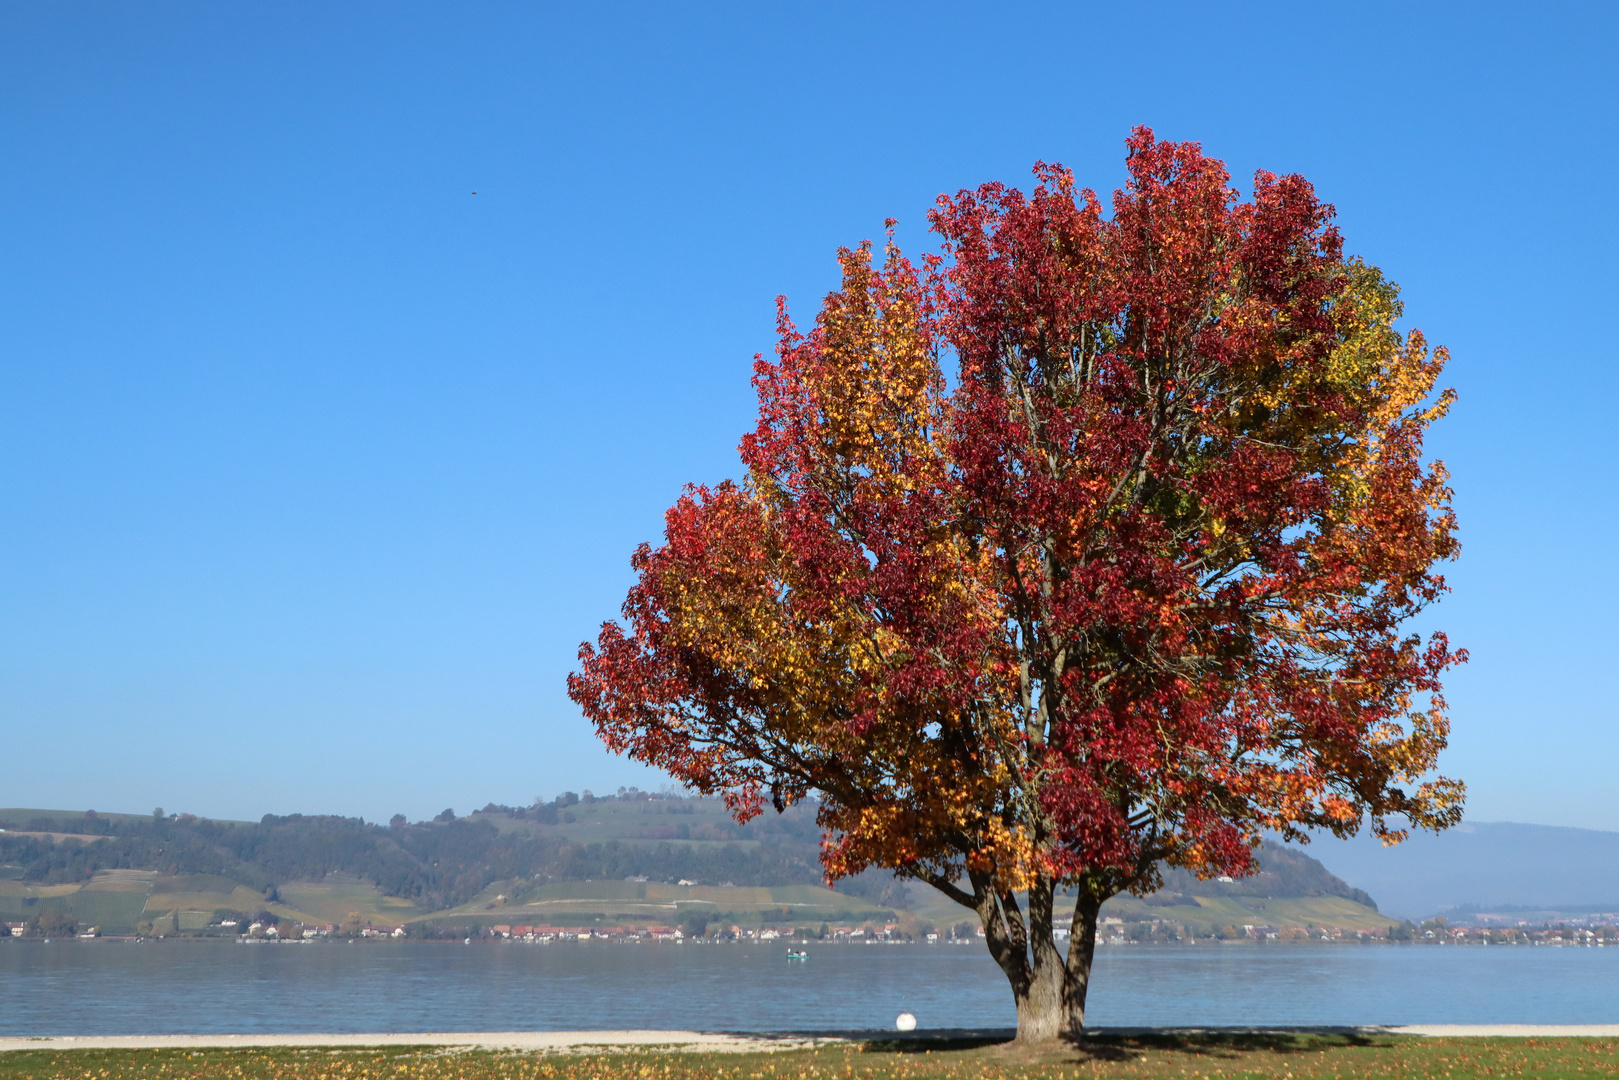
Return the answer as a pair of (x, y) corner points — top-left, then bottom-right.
(2, 1035), (1617, 1080)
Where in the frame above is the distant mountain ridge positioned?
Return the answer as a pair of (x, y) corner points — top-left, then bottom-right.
(1301, 821), (1619, 920)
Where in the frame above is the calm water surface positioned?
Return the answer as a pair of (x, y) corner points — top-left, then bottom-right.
(1, 940), (1615, 1035)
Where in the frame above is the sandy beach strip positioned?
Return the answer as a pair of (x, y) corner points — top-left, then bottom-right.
(3, 1026), (1618, 1053)
(0, 1031), (844, 1054)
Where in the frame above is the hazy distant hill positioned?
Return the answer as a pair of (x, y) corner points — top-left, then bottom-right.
(1302, 821), (1619, 920)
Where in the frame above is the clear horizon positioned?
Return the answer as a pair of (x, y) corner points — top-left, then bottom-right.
(2, 2), (1615, 830)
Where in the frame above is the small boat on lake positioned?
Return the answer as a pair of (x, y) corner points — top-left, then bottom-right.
(786, 948), (808, 960)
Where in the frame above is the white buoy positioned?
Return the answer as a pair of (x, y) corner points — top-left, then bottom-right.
(895, 1012), (917, 1032)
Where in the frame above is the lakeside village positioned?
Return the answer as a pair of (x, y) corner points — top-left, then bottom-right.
(9, 912), (1618, 947)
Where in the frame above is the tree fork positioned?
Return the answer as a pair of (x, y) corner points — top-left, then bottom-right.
(952, 873), (1106, 1044)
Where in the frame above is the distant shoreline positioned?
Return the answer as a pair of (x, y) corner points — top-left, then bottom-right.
(4, 935), (1608, 948)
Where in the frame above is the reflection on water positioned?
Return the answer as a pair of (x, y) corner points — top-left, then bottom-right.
(2, 940), (1615, 1036)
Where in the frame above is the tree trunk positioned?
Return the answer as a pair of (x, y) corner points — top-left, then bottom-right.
(1061, 893), (1102, 1035)
(1013, 942), (1068, 1042)
(1009, 891), (1099, 1043)
(1014, 877), (1067, 1042)
(969, 876), (1105, 1044)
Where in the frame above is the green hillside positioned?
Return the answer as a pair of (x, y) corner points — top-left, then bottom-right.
(416, 879), (897, 934)
(0, 868), (328, 934)
(1103, 891), (1394, 933)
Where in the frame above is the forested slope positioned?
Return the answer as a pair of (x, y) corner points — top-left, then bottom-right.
(0, 792), (826, 912)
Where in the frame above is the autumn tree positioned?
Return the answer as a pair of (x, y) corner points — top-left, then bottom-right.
(569, 128), (1464, 1042)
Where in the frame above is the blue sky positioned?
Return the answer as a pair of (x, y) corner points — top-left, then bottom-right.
(1, 2), (1614, 829)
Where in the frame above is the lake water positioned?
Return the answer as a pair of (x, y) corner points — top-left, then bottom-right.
(1, 940), (1616, 1036)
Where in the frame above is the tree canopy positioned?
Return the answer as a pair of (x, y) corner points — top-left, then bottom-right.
(569, 128), (1463, 1041)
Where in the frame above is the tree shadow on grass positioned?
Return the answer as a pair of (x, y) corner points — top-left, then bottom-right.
(857, 1036), (1015, 1055)
(858, 1028), (1396, 1064)
(1115, 1030), (1393, 1056)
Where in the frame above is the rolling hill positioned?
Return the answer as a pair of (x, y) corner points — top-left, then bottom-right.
(0, 794), (1388, 936)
